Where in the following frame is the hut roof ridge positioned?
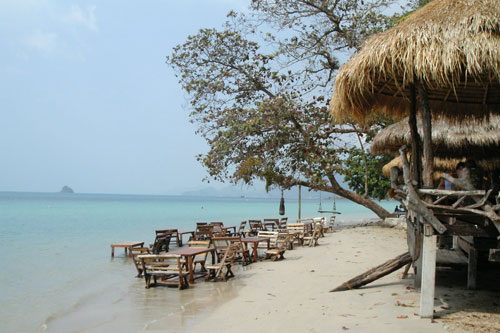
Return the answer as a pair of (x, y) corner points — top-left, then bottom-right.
(331, 0), (500, 124)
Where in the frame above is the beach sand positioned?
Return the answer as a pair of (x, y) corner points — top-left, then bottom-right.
(189, 225), (500, 333)
(47, 225), (500, 332)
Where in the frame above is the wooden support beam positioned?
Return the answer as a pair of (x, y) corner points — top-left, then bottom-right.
(409, 84), (422, 187)
(419, 229), (437, 318)
(400, 148), (447, 234)
(489, 249), (500, 262)
(418, 189), (486, 196)
(467, 247), (477, 290)
(417, 83), (434, 188)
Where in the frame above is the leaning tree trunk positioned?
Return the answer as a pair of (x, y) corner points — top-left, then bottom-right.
(328, 175), (391, 219)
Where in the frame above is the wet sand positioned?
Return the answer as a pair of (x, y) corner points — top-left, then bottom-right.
(47, 225), (500, 332)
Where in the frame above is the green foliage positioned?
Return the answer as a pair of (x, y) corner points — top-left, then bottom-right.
(342, 148), (393, 200)
(167, 1), (408, 216)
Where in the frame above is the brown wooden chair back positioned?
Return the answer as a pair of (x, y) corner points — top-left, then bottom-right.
(194, 225), (213, 240)
(130, 247), (150, 277)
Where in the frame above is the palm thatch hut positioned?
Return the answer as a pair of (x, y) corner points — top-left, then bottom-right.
(330, 0), (500, 125)
(329, 0), (500, 319)
(382, 156), (500, 178)
(371, 115), (500, 159)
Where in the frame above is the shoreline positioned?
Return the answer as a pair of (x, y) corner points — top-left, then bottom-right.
(45, 223), (500, 332)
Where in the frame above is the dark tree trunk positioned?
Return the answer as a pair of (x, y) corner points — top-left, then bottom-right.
(328, 175), (391, 219)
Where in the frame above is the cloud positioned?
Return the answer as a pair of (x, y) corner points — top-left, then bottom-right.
(24, 30), (58, 55)
(66, 4), (98, 32)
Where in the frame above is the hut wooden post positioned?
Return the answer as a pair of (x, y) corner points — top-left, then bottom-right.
(409, 84), (422, 187)
(419, 224), (437, 318)
(416, 83), (434, 188)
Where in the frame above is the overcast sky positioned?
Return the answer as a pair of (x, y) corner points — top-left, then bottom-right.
(0, 0), (260, 195)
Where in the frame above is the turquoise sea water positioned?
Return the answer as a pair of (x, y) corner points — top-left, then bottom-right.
(0, 192), (397, 332)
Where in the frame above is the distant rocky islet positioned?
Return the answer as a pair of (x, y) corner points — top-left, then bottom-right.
(60, 186), (74, 193)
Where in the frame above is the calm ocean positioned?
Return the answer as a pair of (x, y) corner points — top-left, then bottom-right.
(0, 192), (397, 332)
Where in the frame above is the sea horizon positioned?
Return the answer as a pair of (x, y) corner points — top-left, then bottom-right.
(0, 191), (398, 332)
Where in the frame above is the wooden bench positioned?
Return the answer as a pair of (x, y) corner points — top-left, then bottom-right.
(138, 254), (189, 290)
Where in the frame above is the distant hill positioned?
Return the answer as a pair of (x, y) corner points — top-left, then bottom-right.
(60, 186), (74, 193)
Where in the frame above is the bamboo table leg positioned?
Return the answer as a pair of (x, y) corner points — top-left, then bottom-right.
(188, 255), (194, 284)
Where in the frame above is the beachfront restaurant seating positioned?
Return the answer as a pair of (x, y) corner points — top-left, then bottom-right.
(212, 236), (251, 265)
(312, 217), (326, 237)
(194, 225), (214, 240)
(210, 222), (225, 235)
(237, 221), (247, 237)
(248, 219), (263, 236)
(302, 222), (322, 247)
(206, 243), (240, 282)
(264, 234), (292, 261)
(139, 254), (189, 290)
(263, 218), (279, 230)
(155, 229), (181, 247)
(210, 221), (237, 236)
(287, 223), (306, 246)
(150, 231), (172, 254)
(130, 247), (151, 277)
(323, 216), (335, 233)
(180, 240), (211, 272)
(279, 217), (288, 230)
(257, 230), (278, 250)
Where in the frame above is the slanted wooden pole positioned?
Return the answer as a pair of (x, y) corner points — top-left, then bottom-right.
(420, 224), (437, 318)
(409, 84), (422, 187)
(330, 252), (411, 292)
(417, 82), (434, 188)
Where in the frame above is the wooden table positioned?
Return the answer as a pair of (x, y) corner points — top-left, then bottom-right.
(241, 237), (270, 262)
(111, 241), (144, 257)
(168, 247), (216, 283)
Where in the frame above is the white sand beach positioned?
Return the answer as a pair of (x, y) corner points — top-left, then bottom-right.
(47, 224), (500, 332)
(189, 225), (500, 333)
(189, 225), (445, 332)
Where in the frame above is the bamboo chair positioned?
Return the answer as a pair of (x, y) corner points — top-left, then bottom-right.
(212, 236), (251, 265)
(130, 247), (151, 277)
(312, 217), (326, 237)
(286, 223), (306, 246)
(194, 225), (213, 240)
(210, 222), (225, 235)
(278, 231), (294, 250)
(264, 234), (292, 261)
(303, 222), (322, 247)
(237, 221), (247, 237)
(155, 229), (181, 247)
(206, 243), (240, 282)
(257, 230), (278, 249)
(324, 216), (336, 233)
(180, 240), (211, 272)
(279, 217), (288, 230)
(139, 254), (189, 290)
(263, 218), (279, 231)
(150, 233), (172, 254)
(248, 220), (263, 236)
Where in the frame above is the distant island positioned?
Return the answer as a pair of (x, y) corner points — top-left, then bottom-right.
(60, 186), (74, 193)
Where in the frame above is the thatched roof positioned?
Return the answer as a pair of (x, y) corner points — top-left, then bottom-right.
(371, 114), (500, 159)
(382, 155), (500, 178)
(330, 0), (500, 124)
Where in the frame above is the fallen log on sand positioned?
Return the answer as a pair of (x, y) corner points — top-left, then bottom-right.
(330, 252), (411, 292)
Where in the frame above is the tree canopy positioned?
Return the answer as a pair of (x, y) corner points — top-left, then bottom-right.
(167, 0), (407, 218)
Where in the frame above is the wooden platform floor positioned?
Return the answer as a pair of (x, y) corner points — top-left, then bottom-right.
(436, 248), (468, 266)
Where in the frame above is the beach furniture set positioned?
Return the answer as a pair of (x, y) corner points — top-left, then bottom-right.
(114, 216), (335, 289)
